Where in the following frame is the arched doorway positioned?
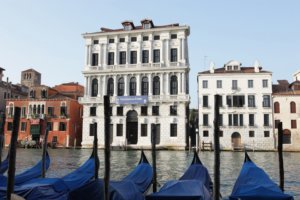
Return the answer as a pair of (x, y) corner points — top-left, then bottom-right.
(283, 129), (291, 144)
(126, 110), (138, 145)
(231, 132), (241, 149)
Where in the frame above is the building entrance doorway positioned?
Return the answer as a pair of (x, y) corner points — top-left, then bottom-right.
(231, 132), (242, 150)
(126, 110), (138, 145)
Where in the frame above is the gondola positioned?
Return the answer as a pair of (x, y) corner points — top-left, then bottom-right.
(229, 152), (294, 200)
(68, 150), (153, 200)
(0, 154), (9, 174)
(0, 151), (50, 187)
(0, 150), (97, 200)
(146, 151), (212, 200)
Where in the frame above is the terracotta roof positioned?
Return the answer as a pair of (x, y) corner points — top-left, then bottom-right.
(273, 90), (300, 95)
(22, 68), (41, 74)
(198, 67), (271, 74)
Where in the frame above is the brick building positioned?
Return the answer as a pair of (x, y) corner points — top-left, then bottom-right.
(4, 79), (84, 147)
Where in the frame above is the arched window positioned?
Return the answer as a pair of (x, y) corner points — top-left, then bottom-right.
(30, 90), (35, 98)
(153, 76), (160, 95)
(290, 101), (296, 113)
(41, 89), (47, 98)
(42, 105), (45, 114)
(129, 77), (136, 96)
(29, 105), (32, 114)
(107, 78), (114, 96)
(141, 77), (148, 95)
(91, 78), (98, 97)
(170, 75), (178, 95)
(274, 102), (280, 113)
(33, 105), (37, 114)
(118, 77), (124, 96)
(37, 105), (41, 114)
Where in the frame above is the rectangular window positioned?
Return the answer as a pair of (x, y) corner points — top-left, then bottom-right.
(152, 106), (159, 116)
(203, 114), (209, 126)
(154, 35), (160, 40)
(263, 79), (268, 88)
(248, 80), (253, 88)
(89, 123), (97, 136)
(119, 38), (125, 43)
(239, 114), (244, 126)
(263, 95), (271, 107)
(170, 124), (177, 137)
(108, 52), (114, 65)
(249, 114), (255, 126)
(143, 36), (149, 41)
(228, 95), (245, 107)
(291, 120), (297, 129)
(248, 95), (256, 107)
(232, 80), (238, 89)
(219, 131), (223, 137)
(7, 122), (13, 131)
(131, 37), (137, 42)
(117, 124), (123, 136)
(229, 114), (232, 126)
(141, 124), (147, 136)
(21, 107), (26, 118)
(171, 34), (177, 39)
(153, 49), (160, 63)
(203, 95), (208, 107)
(217, 80), (222, 88)
(109, 107), (112, 116)
(59, 122), (66, 131)
(48, 107), (54, 116)
(109, 38), (114, 43)
(92, 53), (99, 66)
(93, 40), (99, 44)
(60, 106), (67, 116)
(141, 106), (148, 116)
(203, 130), (209, 137)
(170, 105), (177, 116)
(202, 80), (208, 88)
(47, 122), (53, 131)
(130, 51), (137, 64)
(218, 96), (223, 107)
(117, 107), (123, 116)
(264, 131), (270, 137)
(142, 50), (149, 63)
(90, 107), (96, 116)
(275, 120), (280, 129)
(170, 48), (178, 62)
(264, 114), (269, 126)
(21, 122), (26, 132)
(249, 131), (255, 137)
(233, 114), (239, 126)
(219, 114), (223, 126)
(119, 51), (126, 65)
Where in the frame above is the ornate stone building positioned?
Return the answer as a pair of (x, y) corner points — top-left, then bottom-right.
(79, 19), (190, 149)
(198, 60), (274, 150)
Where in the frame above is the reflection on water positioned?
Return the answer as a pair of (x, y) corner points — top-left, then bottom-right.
(1, 149), (300, 199)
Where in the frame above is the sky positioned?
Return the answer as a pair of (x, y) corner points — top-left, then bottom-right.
(0, 1), (299, 108)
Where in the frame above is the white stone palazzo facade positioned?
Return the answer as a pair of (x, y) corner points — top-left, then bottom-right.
(79, 19), (190, 149)
(198, 61), (274, 150)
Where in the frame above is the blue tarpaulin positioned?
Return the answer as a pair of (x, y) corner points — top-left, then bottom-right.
(146, 151), (213, 200)
(68, 151), (153, 200)
(229, 153), (294, 200)
(0, 151), (50, 187)
(0, 150), (96, 200)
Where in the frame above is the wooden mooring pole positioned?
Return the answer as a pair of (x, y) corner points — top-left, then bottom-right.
(7, 107), (21, 200)
(104, 95), (111, 200)
(0, 113), (5, 163)
(213, 95), (220, 200)
(151, 123), (157, 193)
(41, 123), (49, 178)
(93, 121), (99, 180)
(278, 122), (284, 191)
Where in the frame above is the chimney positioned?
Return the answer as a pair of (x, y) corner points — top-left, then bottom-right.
(253, 60), (260, 73)
(0, 67), (5, 82)
(209, 62), (215, 73)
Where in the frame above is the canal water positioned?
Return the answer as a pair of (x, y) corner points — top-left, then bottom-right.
(1, 149), (300, 199)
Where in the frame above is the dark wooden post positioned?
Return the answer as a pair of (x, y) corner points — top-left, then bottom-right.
(7, 107), (21, 200)
(213, 95), (220, 200)
(278, 122), (284, 191)
(104, 95), (110, 200)
(41, 122), (49, 178)
(93, 121), (99, 180)
(0, 113), (5, 163)
(151, 123), (157, 193)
